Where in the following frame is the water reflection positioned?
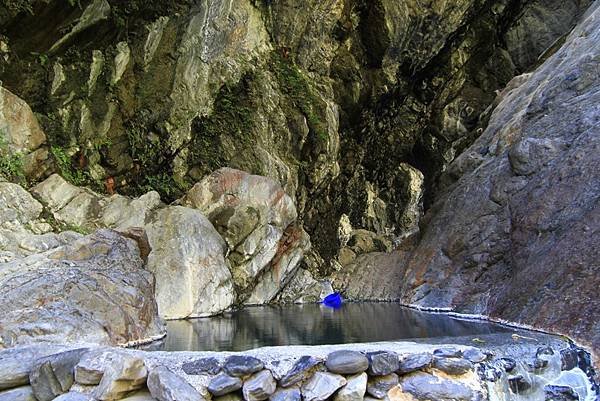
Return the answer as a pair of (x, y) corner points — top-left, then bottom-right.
(159, 303), (512, 352)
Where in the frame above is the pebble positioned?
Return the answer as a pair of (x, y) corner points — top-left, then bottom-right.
(366, 352), (399, 376)
(224, 356), (264, 377)
(397, 353), (432, 374)
(208, 373), (243, 396)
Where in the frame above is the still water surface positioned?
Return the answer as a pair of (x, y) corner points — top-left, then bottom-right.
(159, 303), (513, 352)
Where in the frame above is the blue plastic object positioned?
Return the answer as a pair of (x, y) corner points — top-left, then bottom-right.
(322, 292), (343, 309)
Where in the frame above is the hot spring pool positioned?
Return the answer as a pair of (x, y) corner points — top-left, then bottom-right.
(157, 303), (518, 352)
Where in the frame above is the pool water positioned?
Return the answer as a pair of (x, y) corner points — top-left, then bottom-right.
(158, 303), (516, 352)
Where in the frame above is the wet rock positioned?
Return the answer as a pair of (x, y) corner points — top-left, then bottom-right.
(397, 353), (433, 374)
(544, 385), (579, 401)
(243, 370), (276, 401)
(325, 351), (368, 374)
(269, 387), (301, 401)
(93, 354), (147, 400)
(508, 375), (533, 393)
(366, 373), (398, 399)
(497, 358), (517, 373)
(560, 349), (578, 371)
(224, 356), (264, 377)
(433, 357), (473, 375)
(301, 372), (346, 401)
(527, 358), (549, 373)
(399, 372), (477, 401)
(0, 230), (164, 348)
(29, 349), (88, 401)
(0, 386), (36, 401)
(333, 373), (367, 401)
(147, 366), (204, 401)
(367, 352), (399, 376)
(463, 348), (488, 363)
(208, 373), (243, 396)
(433, 348), (462, 358)
(537, 347), (555, 357)
(182, 357), (221, 375)
(279, 356), (321, 387)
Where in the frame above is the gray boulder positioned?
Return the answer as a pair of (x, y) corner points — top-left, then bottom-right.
(432, 357), (473, 375)
(333, 373), (367, 401)
(29, 349), (88, 401)
(147, 366), (205, 401)
(0, 345), (67, 390)
(0, 230), (164, 347)
(325, 351), (368, 374)
(279, 356), (321, 387)
(397, 353), (432, 374)
(301, 372), (346, 401)
(93, 354), (147, 400)
(367, 352), (399, 376)
(208, 373), (243, 396)
(224, 355), (264, 377)
(242, 370), (276, 401)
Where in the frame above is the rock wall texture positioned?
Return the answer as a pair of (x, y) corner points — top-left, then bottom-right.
(335, 2), (600, 356)
(0, 0), (591, 274)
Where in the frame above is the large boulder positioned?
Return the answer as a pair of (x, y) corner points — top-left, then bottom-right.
(145, 206), (235, 319)
(0, 229), (164, 347)
(0, 86), (50, 181)
(179, 168), (309, 301)
(399, 4), (600, 355)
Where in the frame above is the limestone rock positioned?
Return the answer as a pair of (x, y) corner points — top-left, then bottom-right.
(242, 370), (276, 401)
(325, 351), (369, 375)
(333, 373), (367, 401)
(145, 206), (235, 318)
(279, 356), (322, 387)
(93, 354), (147, 400)
(0, 386), (36, 401)
(147, 366), (204, 401)
(29, 349), (88, 401)
(208, 373), (243, 396)
(301, 372), (346, 401)
(0, 230), (164, 347)
(180, 168), (305, 299)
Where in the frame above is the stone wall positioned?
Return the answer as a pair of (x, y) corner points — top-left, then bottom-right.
(0, 341), (596, 401)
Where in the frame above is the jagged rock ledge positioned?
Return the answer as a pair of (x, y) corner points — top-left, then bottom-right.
(0, 339), (597, 401)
